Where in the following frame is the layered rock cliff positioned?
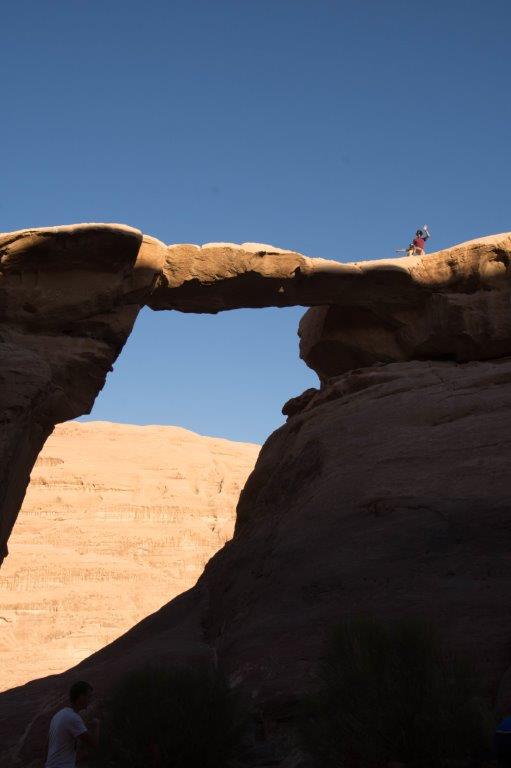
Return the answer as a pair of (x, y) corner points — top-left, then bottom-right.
(299, 233), (511, 380)
(2, 226), (511, 766)
(0, 421), (258, 692)
(3, 355), (511, 766)
(3, 224), (511, 564)
(0, 223), (350, 564)
(0, 224), (156, 566)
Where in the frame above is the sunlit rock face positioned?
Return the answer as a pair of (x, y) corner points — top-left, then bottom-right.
(2, 224), (511, 562)
(299, 233), (511, 381)
(3, 225), (511, 765)
(0, 421), (258, 692)
(0, 223), (346, 564)
(4, 357), (511, 767)
(0, 224), (163, 566)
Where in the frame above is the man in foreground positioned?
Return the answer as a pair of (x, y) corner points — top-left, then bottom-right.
(44, 681), (98, 768)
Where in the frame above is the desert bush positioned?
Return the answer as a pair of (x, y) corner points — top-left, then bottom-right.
(95, 663), (250, 768)
(301, 616), (493, 768)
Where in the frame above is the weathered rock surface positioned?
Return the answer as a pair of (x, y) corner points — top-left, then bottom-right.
(2, 224), (511, 562)
(299, 232), (511, 380)
(0, 421), (258, 692)
(3, 357), (511, 766)
(0, 224), (163, 566)
(3, 225), (511, 765)
(218, 357), (511, 707)
(0, 224), (346, 565)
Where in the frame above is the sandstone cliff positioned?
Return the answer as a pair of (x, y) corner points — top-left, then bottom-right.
(0, 223), (346, 564)
(0, 421), (258, 692)
(3, 356), (511, 766)
(2, 226), (511, 766)
(3, 224), (511, 564)
(299, 233), (511, 380)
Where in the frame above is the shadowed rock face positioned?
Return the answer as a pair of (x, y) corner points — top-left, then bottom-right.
(2, 224), (511, 563)
(2, 224), (511, 765)
(0, 225), (148, 566)
(0, 223), (353, 563)
(3, 357), (511, 767)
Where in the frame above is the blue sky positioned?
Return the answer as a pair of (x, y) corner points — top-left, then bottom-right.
(2, 0), (510, 443)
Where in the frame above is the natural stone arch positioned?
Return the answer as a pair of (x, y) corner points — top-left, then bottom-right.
(1, 223), (511, 563)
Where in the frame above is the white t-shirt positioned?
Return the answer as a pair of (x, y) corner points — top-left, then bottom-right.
(45, 707), (87, 768)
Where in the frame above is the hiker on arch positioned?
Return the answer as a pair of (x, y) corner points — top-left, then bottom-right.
(408, 225), (431, 256)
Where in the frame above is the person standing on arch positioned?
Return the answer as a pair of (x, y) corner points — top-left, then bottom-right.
(407, 225), (431, 256)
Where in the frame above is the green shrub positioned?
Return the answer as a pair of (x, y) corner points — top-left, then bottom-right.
(95, 663), (250, 768)
(301, 616), (493, 768)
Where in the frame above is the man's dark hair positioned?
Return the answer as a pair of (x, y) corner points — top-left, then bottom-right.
(69, 681), (93, 703)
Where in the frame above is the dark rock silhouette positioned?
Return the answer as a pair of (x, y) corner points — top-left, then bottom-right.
(2, 226), (511, 766)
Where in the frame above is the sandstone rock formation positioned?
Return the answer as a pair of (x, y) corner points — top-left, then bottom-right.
(2, 224), (511, 563)
(3, 225), (511, 766)
(3, 356), (511, 766)
(0, 223), (346, 564)
(0, 421), (258, 692)
(299, 233), (511, 380)
(0, 224), (160, 568)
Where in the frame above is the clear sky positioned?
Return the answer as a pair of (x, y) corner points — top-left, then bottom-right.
(2, 0), (510, 443)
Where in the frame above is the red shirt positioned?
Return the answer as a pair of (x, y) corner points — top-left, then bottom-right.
(413, 236), (425, 249)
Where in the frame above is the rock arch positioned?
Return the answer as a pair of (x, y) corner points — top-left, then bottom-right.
(1, 223), (511, 562)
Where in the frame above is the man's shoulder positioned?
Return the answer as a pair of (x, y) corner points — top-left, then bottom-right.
(54, 706), (73, 717)
(53, 707), (84, 725)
